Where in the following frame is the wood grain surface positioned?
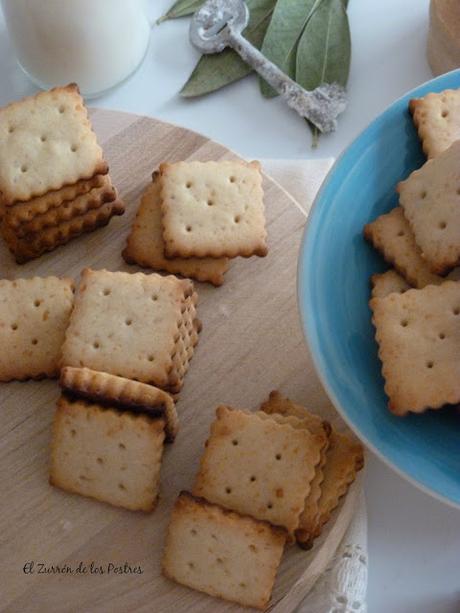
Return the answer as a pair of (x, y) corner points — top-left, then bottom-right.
(0, 110), (359, 613)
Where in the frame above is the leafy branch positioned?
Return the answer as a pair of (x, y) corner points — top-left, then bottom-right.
(158, 0), (351, 145)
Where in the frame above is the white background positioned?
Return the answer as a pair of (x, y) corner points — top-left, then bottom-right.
(1, 0), (459, 611)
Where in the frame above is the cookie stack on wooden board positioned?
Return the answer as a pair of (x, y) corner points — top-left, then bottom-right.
(0, 84), (124, 263)
(365, 88), (460, 415)
(60, 268), (200, 394)
(259, 391), (364, 548)
(162, 394), (363, 609)
(123, 160), (268, 286)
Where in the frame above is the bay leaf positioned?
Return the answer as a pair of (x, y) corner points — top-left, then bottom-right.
(295, 0), (351, 91)
(157, 0), (204, 24)
(180, 0), (276, 98)
(296, 0), (350, 146)
(259, 0), (324, 98)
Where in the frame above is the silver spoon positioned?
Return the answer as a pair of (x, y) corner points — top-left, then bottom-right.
(190, 0), (348, 134)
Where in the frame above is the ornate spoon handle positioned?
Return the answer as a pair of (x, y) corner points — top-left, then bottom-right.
(228, 28), (347, 133)
(190, 0), (348, 133)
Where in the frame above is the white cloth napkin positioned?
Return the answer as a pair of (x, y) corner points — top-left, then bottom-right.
(261, 159), (368, 613)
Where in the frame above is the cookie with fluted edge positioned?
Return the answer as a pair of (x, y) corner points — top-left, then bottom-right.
(0, 276), (74, 381)
(123, 178), (229, 286)
(50, 395), (165, 511)
(166, 292), (201, 393)
(0, 84), (108, 206)
(160, 160), (267, 259)
(397, 140), (460, 275)
(60, 366), (178, 442)
(364, 207), (442, 288)
(370, 270), (410, 299)
(310, 431), (364, 542)
(193, 405), (323, 534)
(2, 174), (106, 229)
(11, 176), (116, 238)
(370, 281), (460, 414)
(166, 325), (201, 394)
(410, 89), (460, 159)
(61, 269), (195, 389)
(2, 197), (124, 263)
(162, 491), (286, 610)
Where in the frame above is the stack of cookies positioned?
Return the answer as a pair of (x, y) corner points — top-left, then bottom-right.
(60, 268), (200, 394)
(259, 391), (364, 548)
(162, 394), (363, 609)
(0, 84), (124, 263)
(53, 268), (201, 508)
(365, 87), (460, 415)
(123, 160), (268, 286)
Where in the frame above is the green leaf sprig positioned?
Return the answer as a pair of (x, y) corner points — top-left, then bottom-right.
(296, 0), (350, 145)
(158, 0), (351, 145)
(181, 0), (276, 98)
(259, 0), (323, 98)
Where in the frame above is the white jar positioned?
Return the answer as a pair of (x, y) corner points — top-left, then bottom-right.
(1, 0), (152, 98)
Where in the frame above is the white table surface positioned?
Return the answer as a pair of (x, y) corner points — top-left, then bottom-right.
(1, 1), (459, 611)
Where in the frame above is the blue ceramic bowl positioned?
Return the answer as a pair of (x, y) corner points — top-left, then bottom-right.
(298, 69), (460, 508)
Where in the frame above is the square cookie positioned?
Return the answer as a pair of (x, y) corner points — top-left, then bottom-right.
(193, 406), (323, 534)
(363, 207), (442, 288)
(410, 89), (460, 159)
(0, 276), (74, 381)
(370, 281), (460, 414)
(0, 84), (108, 205)
(61, 269), (194, 389)
(123, 178), (229, 286)
(50, 395), (165, 511)
(397, 140), (460, 274)
(60, 367), (178, 443)
(160, 161), (267, 259)
(162, 492), (286, 610)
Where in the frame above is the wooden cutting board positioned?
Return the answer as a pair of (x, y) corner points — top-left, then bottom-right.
(0, 110), (360, 613)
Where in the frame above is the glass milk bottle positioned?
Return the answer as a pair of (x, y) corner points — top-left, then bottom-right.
(1, 0), (152, 98)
